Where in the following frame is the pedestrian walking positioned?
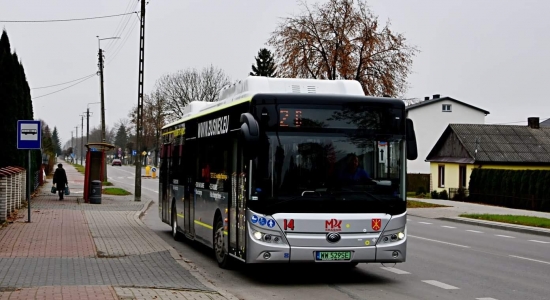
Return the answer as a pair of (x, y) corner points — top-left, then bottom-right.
(53, 163), (68, 200)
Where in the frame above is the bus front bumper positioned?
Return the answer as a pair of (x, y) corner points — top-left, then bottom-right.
(246, 238), (406, 263)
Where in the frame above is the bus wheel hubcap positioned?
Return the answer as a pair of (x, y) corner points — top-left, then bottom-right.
(215, 227), (224, 260)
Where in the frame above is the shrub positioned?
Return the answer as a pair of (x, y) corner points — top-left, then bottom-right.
(431, 190), (439, 199)
(439, 190), (448, 200)
(416, 186), (426, 195)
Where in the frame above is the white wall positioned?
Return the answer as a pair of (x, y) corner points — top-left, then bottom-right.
(407, 100), (487, 173)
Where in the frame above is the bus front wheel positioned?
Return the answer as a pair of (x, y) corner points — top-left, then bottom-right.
(214, 218), (232, 269)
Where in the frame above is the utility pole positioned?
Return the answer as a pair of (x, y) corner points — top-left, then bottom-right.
(71, 131), (74, 162)
(86, 108), (90, 145)
(134, 0), (146, 202)
(98, 46), (107, 180)
(80, 115), (84, 165)
(75, 126), (79, 164)
(97, 37), (118, 182)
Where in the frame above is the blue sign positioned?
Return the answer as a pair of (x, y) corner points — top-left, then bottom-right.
(17, 120), (41, 150)
(132, 150), (137, 156)
(251, 215), (258, 224)
(90, 148), (97, 151)
(259, 217), (266, 226)
(267, 219), (275, 228)
(284, 253), (289, 259)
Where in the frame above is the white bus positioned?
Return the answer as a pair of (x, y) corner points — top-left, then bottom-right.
(159, 77), (417, 268)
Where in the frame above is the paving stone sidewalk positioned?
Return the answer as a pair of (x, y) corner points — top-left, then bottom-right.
(0, 163), (235, 300)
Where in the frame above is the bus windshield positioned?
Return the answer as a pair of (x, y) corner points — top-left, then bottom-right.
(251, 132), (404, 214)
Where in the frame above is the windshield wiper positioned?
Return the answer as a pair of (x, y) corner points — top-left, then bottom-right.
(329, 191), (383, 202)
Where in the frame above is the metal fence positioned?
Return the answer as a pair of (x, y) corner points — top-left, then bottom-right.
(0, 167), (26, 222)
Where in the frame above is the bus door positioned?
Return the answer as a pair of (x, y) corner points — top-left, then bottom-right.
(160, 144), (170, 222)
(184, 138), (196, 237)
(229, 138), (247, 260)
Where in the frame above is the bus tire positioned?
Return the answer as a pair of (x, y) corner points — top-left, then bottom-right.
(172, 203), (182, 241)
(213, 218), (232, 269)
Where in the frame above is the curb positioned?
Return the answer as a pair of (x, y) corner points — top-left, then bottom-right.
(439, 217), (550, 237)
(135, 199), (239, 300)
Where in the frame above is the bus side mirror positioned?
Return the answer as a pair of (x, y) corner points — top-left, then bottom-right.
(240, 113), (260, 157)
(406, 118), (418, 160)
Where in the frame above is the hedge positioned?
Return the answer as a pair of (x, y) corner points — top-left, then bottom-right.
(468, 168), (550, 212)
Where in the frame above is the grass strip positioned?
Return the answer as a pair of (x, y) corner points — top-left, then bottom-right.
(459, 214), (550, 229)
(102, 187), (132, 196)
(407, 200), (450, 208)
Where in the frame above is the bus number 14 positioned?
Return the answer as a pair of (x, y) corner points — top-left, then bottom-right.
(283, 219), (295, 231)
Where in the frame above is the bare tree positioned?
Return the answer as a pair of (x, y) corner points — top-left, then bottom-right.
(155, 64), (231, 121)
(267, 0), (418, 97)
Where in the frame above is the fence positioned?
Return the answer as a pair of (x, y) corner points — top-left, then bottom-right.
(0, 166), (27, 223)
(407, 173), (431, 194)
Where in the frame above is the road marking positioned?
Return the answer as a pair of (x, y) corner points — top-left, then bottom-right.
(409, 235), (470, 248)
(422, 280), (459, 290)
(529, 240), (550, 244)
(509, 255), (550, 265)
(466, 230), (483, 233)
(476, 298), (498, 300)
(380, 267), (410, 274)
(495, 234), (515, 238)
(118, 177), (125, 179)
(418, 222), (432, 225)
(127, 176), (133, 179)
(441, 226), (456, 228)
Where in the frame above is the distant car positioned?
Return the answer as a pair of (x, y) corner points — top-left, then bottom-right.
(112, 159), (122, 166)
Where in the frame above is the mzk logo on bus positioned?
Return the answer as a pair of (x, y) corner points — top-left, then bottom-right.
(197, 115), (230, 138)
(325, 219), (342, 231)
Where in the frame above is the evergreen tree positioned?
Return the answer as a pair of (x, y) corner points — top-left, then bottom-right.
(114, 124), (128, 154)
(0, 30), (19, 168)
(51, 127), (62, 155)
(249, 48), (277, 77)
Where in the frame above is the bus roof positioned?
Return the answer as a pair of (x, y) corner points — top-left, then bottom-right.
(162, 77), (367, 130)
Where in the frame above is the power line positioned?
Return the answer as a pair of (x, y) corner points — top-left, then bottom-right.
(31, 73), (96, 89)
(488, 117), (550, 125)
(105, 1), (139, 52)
(0, 12), (136, 23)
(32, 74), (96, 99)
(106, 14), (140, 65)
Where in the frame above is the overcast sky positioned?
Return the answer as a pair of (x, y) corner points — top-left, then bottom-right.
(1, 0), (549, 145)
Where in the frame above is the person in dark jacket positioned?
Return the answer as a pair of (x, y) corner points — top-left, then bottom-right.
(53, 163), (68, 200)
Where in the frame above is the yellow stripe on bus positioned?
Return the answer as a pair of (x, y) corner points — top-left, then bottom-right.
(177, 213), (184, 218)
(194, 220), (228, 235)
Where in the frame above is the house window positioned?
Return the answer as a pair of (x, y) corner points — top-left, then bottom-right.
(459, 165), (467, 188)
(442, 104), (452, 112)
(438, 165), (445, 188)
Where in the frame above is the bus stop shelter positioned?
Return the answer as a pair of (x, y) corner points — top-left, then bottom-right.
(84, 142), (115, 203)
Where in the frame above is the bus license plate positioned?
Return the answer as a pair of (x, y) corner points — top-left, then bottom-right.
(315, 251), (351, 261)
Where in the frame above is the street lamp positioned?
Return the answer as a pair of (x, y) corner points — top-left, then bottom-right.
(96, 36), (119, 182)
(96, 36), (120, 143)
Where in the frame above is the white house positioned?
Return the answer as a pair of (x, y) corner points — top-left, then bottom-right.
(406, 94), (490, 173)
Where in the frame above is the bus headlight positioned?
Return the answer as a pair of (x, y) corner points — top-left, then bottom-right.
(253, 231), (263, 240)
(397, 232), (405, 240)
(380, 228), (406, 244)
(251, 229), (286, 244)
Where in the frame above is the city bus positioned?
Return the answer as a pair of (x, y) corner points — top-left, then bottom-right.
(159, 77), (417, 268)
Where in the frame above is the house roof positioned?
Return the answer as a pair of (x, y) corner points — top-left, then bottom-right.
(406, 97), (490, 115)
(540, 118), (550, 127)
(426, 123), (550, 164)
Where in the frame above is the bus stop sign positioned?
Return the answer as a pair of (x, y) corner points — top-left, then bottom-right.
(17, 120), (41, 149)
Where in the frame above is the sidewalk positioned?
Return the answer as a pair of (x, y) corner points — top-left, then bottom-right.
(408, 198), (550, 237)
(0, 162), (237, 300)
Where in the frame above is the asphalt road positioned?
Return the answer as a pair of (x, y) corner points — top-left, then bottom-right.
(107, 165), (550, 300)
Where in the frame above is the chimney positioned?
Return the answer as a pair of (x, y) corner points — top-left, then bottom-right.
(527, 117), (540, 129)
(433, 94), (440, 99)
(424, 96), (429, 101)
